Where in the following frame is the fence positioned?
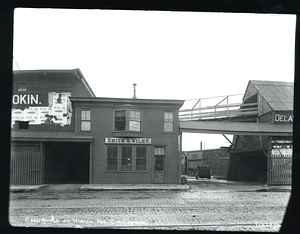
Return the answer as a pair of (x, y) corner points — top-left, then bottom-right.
(269, 148), (292, 185)
(10, 152), (42, 184)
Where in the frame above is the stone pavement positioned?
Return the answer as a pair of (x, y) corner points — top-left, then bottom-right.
(9, 178), (291, 231)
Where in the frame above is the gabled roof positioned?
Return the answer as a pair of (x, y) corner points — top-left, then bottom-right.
(244, 80), (294, 111)
(13, 68), (95, 97)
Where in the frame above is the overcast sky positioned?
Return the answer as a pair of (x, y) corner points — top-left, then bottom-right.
(12, 8), (296, 150)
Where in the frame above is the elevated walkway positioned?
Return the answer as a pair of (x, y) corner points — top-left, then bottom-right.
(179, 94), (292, 136)
(179, 94), (257, 121)
(180, 121), (293, 136)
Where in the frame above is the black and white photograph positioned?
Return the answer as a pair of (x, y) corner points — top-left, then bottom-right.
(7, 4), (297, 232)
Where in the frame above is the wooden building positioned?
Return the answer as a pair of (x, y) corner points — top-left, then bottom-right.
(10, 69), (184, 184)
(227, 80), (293, 185)
(11, 69), (95, 184)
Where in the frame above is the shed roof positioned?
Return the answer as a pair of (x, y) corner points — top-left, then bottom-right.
(13, 68), (95, 97)
(244, 80), (294, 111)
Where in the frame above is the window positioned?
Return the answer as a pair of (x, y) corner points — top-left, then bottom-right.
(81, 110), (91, 131)
(15, 121), (29, 129)
(114, 110), (141, 132)
(107, 146), (118, 171)
(121, 146), (132, 171)
(17, 85), (27, 91)
(129, 111), (141, 131)
(154, 147), (165, 171)
(106, 146), (147, 172)
(164, 112), (173, 132)
(115, 110), (126, 131)
(136, 147), (146, 171)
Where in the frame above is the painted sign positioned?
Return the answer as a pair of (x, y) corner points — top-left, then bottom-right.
(105, 137), (152, 144)
(273, 112), (293, 124)
(12, 92), (49, 108)
(11, 92), (72, 127)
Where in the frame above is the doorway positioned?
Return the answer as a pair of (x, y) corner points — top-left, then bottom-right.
(44, 142), (90, 184)
(153, 147), (165, 183)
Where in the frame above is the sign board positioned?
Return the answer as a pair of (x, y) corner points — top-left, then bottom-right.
(273, 111), (293, 124)
(11, 92), (72, 127)
(105, 137), (152, 144)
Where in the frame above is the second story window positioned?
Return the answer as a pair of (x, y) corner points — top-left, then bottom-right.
(114, 110), (141, 132)
(129, 111), (141, 131)
(17, 85), (27, 91)
(164, 112), (174, 132)
(81, 110), (91, 131)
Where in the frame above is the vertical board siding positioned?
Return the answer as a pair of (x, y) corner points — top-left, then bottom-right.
(270, 153), (292, 185)
(10, 152), (42, 184)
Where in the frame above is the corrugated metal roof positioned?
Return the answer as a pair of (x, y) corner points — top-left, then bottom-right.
(250, 80), (294, 111)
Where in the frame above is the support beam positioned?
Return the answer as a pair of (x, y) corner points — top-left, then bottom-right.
(180, 121), (293, 136)
(222, 134), (233, 145)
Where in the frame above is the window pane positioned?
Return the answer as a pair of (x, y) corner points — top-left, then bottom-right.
(154, 147), (165, 155)
(81, 111), (91, 120)
(81, 121), (91, 131)
(164, 122), (173, 132)
(155, 155), (164, 170)
(130, 111), (141, 121)
(115, 110), (126, 131)
(136, 147), (146, 171)
(164, 112), (173, 122)
(107, 146), (117, 171)
(122, 147), (132, 171)
(129, 121), (141, 131)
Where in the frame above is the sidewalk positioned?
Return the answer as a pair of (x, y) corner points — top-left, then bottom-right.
(10, 184), (190, 192)
(185, 176), (292, 192)
(10, 177), (291, 193)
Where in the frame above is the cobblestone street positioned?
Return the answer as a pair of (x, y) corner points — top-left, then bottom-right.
(9, 179), (291, 232)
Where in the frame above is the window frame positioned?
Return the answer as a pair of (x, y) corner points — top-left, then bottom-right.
(80, 110), (91, 131)
(106, 145), (147, 172)
(114, 109), (142, 132)
(164, 111), (174, 132)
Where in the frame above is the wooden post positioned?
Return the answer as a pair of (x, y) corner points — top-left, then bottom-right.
(267, 136), (272, 186)
(89, 142), (93, 184)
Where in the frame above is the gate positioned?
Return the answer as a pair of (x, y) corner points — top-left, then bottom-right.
(10, 152), (42, 184)
(269, 148), (292, 185)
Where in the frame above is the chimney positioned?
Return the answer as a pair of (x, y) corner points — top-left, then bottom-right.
(133, 83), (137, 99)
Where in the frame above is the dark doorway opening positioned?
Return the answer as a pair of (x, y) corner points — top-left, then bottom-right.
(44, 142), (89, 184)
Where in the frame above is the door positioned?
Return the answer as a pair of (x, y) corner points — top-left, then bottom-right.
(153, 147), (165, 183)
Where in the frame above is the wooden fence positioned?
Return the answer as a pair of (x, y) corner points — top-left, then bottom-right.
(10, 152), (42, 184)
(269, 152), (292, 185)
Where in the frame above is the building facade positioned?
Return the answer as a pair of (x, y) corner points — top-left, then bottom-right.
(71, 97), (184, 184)
(10, 69), (184, 184)
(227, 80), (293, 185)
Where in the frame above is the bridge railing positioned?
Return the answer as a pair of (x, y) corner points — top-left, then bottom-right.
(179, 94), (258, 121)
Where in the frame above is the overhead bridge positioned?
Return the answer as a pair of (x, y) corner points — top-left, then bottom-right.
(179, 94), (292, 136)
(179, 121), (293, 136)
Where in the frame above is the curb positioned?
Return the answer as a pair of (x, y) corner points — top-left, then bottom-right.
(79, 184), (190, 191)
(10, 185), (47, 193)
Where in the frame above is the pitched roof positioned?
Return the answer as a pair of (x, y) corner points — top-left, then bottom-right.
(13, 68), (95, 97)
(245, 80), (294, 111)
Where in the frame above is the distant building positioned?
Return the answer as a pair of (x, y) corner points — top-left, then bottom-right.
(227, 80), (293, 185)
(184, 148), (230, 178)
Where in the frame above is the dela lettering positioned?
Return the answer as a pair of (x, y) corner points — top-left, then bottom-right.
(274, 113), (293, 122)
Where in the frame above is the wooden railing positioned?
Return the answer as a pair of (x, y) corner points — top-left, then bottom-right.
(179, 94), (258, 121)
